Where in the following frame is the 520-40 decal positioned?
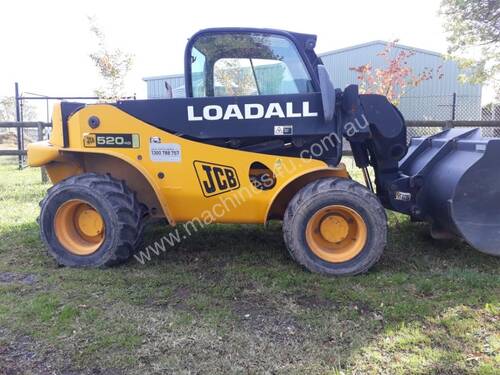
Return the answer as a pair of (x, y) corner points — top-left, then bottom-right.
(83, 133), (140, 148)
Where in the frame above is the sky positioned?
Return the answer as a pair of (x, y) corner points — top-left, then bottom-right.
(1, 0), (482, 114)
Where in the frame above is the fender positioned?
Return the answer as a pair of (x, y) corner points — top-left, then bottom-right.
(27, 141), (175, 225)
(265, 164), (350, 222)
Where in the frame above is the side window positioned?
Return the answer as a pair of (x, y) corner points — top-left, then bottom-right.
(190, 33), (315, 97)
(191, 47), (207, 97)
(253, 59), (303, 95)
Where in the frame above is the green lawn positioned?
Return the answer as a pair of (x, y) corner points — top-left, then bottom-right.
(0, 162), (498, 374)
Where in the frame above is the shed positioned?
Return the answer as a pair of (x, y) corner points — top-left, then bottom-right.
(143, 40), (482, 120)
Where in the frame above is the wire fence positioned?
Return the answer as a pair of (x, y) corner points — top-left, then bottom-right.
(398, 93), (500, 139)
(406, 125), (500, 139)
(0, 82), (136, 168)
(399, 94), (483, 121)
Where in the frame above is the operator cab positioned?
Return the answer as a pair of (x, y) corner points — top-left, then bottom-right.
(178, 28), (339, 162)
(184, 28), (322, 98)
(117, 28), (341, 163)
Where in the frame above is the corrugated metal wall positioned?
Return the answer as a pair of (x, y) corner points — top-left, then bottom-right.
(144, 74), (186, 98)
(319, 41), (482, 120)
(143, 41), (482, 120)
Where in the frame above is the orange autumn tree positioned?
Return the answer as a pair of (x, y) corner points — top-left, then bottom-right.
(350, 40), (443, 105)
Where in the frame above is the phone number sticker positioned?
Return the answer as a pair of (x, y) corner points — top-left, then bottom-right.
(150, 143), (181, 162)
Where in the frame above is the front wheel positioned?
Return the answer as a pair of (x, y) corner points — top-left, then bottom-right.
(283, 178), (387, 276)
(39, 173), (147, 267)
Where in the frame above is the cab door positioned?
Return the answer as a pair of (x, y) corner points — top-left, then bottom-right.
(181, 30), (330, 153)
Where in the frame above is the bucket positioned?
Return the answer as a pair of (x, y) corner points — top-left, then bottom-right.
(399, 128), (500, 256)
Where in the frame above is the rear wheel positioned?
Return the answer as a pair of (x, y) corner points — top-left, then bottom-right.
(283, 178), (386, 276)
(54, 199), (105, 255)
(39, 173), (147, 267)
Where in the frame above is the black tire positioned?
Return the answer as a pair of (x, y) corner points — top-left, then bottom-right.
(283, 177), (387, 276)
(133, 202), (149, 249)
(39, 173), (147, 267)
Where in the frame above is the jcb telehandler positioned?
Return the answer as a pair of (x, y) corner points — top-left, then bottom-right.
(27, 28), (500, 275)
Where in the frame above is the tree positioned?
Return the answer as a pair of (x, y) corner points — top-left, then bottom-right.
(88, 16), (134, 99)
(0, 97), (16, 121)
(214, 59), (258, 96)
(0, 96), (38, 148)
(482, 102), (500, 119)
(440, 0), (500, 99)
(350, 40), (442, 105)
(0, 96), (36, 121)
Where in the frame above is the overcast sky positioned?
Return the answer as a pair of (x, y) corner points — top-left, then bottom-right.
(1, 0), (459, 104)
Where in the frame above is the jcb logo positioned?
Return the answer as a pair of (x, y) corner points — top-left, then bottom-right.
(83, 134), (97, 147)
(194, 161), (240, 197)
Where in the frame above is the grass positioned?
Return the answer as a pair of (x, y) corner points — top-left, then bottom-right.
(0, 161), (498, 374)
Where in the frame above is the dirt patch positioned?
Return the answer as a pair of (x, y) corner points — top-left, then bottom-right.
(0, 272), (38, 285)
(148, 286), (192, 310)
(169, 286), (192, 310)
(294, 294), (337, 309)
(231, 293), (304, 344)
(0, 328), (126, 375)
(0, 329), (53, 375)
(232, 294), (276, 318)
(0, 132), (18, 149)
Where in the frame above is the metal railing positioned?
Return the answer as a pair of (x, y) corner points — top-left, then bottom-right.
(0, 121), (51, 158)
(7, 82), (136, 168)
(1, 120), (500, 180)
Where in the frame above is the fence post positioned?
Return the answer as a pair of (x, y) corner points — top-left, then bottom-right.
(451, 92), (457, 121)
(14, 82), (23, 169)
(444, 120), (453, 130)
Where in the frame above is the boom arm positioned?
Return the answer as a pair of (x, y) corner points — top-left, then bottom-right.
(340, 85), (410, 211)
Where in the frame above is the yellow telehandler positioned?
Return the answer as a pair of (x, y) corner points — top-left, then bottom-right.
(27, 28), (500, 275)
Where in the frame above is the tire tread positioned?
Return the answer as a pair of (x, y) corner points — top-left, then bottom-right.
(283, 177), (387, 276)
(39, 173), (148, 267)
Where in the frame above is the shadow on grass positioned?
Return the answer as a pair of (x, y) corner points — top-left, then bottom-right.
(129, 218), (499, 372)
(1, 215), (498, 373)
(133, 218), (499, 322)
(138, 216), (500, 274)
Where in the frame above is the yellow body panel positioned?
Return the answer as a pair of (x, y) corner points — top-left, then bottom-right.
(29, 103), (348, 226)
(27, 140), (60, 167)
(49, 103), (64, 147)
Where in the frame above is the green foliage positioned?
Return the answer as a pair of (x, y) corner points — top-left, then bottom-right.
(0, 96), (36, 121)
(214, 59), (257, 96)
(440, 0), (500, 99)
(0, 96), (15, 121)
(350, 41), (443, 105)
(88, 16), (134, 100)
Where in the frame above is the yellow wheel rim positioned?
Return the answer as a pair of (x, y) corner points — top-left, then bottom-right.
(306, 205), (367, 263)
(54, 199), (105, 255)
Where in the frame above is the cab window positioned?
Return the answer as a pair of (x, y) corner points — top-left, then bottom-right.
(191, 46), (207, 97)
(190, 33), (315, 97)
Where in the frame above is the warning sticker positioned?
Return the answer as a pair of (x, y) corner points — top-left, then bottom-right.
(150, 143), (181, 162)
(395, 191), (412, 201)
(274, 125), (293, 136)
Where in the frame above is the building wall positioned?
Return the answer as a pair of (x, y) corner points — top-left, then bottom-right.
(143, 41), (482, 120)
(319, 41), (482, 121)
(145, 74), (185, 99)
